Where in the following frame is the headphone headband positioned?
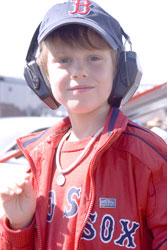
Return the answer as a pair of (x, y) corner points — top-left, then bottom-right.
(26, 25), (40, 63)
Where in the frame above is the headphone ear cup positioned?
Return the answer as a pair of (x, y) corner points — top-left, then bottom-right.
(109, 51), (142, 107)
(24, 61), (60, 110)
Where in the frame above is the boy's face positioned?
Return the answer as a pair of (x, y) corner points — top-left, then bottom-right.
(47, 37), (115, 115)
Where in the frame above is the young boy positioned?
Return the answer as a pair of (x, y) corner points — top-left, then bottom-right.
(0, 0), (167, 249)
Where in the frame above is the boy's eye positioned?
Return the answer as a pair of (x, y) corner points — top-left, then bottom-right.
(89, 56), (101, 62)
(57, 58), (70, 64)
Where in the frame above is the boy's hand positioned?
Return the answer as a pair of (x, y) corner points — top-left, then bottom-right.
(0, 163), (36, 230)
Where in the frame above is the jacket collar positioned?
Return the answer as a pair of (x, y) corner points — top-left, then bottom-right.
(17, 107), (128, 154)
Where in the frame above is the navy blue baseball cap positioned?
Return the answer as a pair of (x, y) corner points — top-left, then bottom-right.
(38, 0), (129, 51)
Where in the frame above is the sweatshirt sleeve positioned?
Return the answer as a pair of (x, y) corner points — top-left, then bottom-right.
(146, 160), (167, 250)
(0, 215), (35, 250)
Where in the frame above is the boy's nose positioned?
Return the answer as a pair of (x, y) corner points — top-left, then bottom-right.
(71, 61), (88, 79)
(72, 72), (87, 79)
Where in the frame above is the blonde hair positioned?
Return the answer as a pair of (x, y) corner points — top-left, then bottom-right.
(37, 24), (118, 80)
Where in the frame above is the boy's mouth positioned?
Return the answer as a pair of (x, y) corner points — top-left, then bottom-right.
(69, 85), (94, 93)
(69, 85), (94, 90)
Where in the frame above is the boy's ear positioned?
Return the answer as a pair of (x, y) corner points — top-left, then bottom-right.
(109, 51), (142, 107)
(24, 61), (60, 110)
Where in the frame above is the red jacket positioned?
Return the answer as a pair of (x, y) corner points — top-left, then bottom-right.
(1, 108), (167, 250)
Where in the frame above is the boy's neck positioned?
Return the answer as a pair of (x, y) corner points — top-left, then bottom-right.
(67, 106), (111, 141)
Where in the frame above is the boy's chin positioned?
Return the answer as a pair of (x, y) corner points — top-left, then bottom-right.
(66, 101), (96, 115)
(66, 100), (110, 116)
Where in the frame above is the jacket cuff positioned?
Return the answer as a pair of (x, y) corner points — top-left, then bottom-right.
(2, 216), (35, 248)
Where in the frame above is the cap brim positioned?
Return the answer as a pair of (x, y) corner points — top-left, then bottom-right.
(38, 18), (119, 50)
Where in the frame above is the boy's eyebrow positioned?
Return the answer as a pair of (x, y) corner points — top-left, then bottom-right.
(50, 51), (68, 57)
(54, 52), (66, 56)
